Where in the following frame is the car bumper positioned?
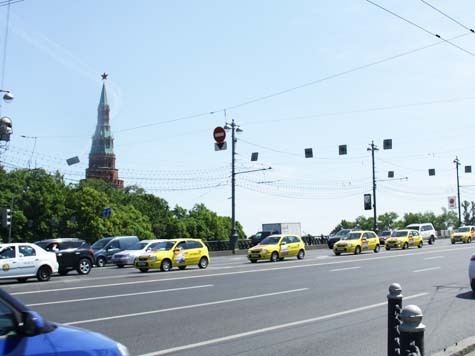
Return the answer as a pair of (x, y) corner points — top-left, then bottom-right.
(111, 257), (134, 265)
(333, 246), (355, 253)
(247, 251), (271, 260)
(134, 260), (161, 269)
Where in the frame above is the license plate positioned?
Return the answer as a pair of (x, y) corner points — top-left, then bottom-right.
(251, 254), (259, 258)
(137, 262), (147, 267)
(336, 247), (345, 251)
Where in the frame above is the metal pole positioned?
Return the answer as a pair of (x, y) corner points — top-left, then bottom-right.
(8, 195), (12, 243)
(400, 305), (425, 356)
(454, 157), (461, 226)
(230, 119), (237, 254)
(387, 283), (403, 356)
(370, 141), (378, 232)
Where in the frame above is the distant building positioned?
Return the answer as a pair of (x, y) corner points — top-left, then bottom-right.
(85, 74), (124, 189)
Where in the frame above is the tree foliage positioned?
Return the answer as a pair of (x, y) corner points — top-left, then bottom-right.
(0, 169), (245, 243)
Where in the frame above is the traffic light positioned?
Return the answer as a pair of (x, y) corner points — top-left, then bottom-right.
(2, 209), (11, 228)
(338, 145), (347, 155)
(364, 194), (372, 210)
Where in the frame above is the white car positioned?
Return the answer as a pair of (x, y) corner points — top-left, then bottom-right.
(111, 239), (165, 267)
(405, 223), (437, 245)
(469, 253), (475, 292)
(0, 243), (58, 282)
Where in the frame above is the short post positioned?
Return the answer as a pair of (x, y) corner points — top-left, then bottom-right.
(400, 305), (425, 356)
(388, 283), (403, 356)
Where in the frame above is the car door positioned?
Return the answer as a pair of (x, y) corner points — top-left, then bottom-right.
(17, 245), (38, 276)
(369, 232), (378, 248)
(287, 236), (299, 256)
(185, 241), (202, 264)
(279, 236), (290, 257)
(57, 241), (77, 269)
(0, 246), (18, 278)
(173, 241), (188, 266)
(106, 240), (121, 261)
(361, 233), (369, 251)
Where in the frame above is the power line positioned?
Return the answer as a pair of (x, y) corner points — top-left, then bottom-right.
(419, 0), (475, 33)
(366, 0), (475, 58)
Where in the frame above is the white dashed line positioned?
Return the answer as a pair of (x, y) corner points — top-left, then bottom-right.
(413, 267), (441, 273)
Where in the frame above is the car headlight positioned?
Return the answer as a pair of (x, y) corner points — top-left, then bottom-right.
(262, 249), (269, 253)
(116, 342), (130, 356)
(148, 256), (157, 261)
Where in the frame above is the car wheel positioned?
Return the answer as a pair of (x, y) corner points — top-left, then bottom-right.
(429, 237), (434, 245)
(451, 240), (455, 244)
(96, 256), (106, 267)
(117, 264), (125, 268)
(160, 259), (172, 272)
(77, 258), (92, 275)
(471, 279), (475, 293)
(374, 245), (380, 253)
(37, 265), (52, 282)
(179, 266), (186, 270)
(354, 246), (361, 255)
(385, 247), (390, 251)
(297, 249), (305, 259)
(198, 257), (209, 269)
(418, 241), (423, 248)
(403, 242), (408, 250)
(250, 259), (257, 263)
(470, 238), (472, 243)
(139, 268), (149, 273)
(334, 252), (341, 256)
(58, 268), (69, 276)
(279, 257), (285, 261)
(16, 278), (27, 283)
(270, 251), (279, 262)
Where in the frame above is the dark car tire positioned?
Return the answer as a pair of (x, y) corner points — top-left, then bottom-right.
(17, 278), (28, 283)
(198, 257), (209, 269)
(139, 268), (149, 273)
(334, 252), (341, 256)
(403, 242), (408, 250)
(451, 240), (456, 244)
(297, 249), (305, 260)
(179, 266), (186, 270)
(37, 265), (52, 282)
(250, 259), (257, 263)
(279, 257), (285, 261)
(96, 256), (106, 268)
(59, 268), (69, 276)
(385, 247), (390, 251)
(117, 264), (125, 268)
(471, 279), (475, 293)
(77, 258), (92, 275)
(160, 259), (172, 272)
(354, 246), (361, 255)
(418, 241), (423, 248)
(374, 245), (380, 253)
(270, 251), (279, 262)
(429, 237), (434, 245)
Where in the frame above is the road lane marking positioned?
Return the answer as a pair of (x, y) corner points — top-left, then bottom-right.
(138, 292), (428, 356)
(63, 288), (309, 326)
(330, 266), (360, 272)
(10, 245), (472, 295)
(424, 256), (444, 260)
(413, 267), (441, 273)
(26, 284), (213, 307)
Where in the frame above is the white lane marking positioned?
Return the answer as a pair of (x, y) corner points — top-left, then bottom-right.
(138, 292), (428, 356)
(63, 288), (309, 326)
(424, 256), (445, 260)
(330, 266), (361, 272)
(413, 267), (441, 273)
(26, 284), (213, 307)
(10, 245), (471, 295)
(315, 256), (330, 259)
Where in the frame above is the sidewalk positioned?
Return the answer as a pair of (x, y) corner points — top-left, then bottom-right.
(433, 337), (475, 356)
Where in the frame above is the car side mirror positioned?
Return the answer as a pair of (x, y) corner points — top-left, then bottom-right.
(22, 311), (45, 336)
(280, 242), (286, 245)
(174, 249), (181, 253)
(146, 248), (151, 252)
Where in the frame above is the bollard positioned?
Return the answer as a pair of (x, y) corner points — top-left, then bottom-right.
(400, 305), (425, 356)
(388, 283), (403, 356)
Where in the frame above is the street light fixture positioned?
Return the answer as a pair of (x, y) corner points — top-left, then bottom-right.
(0, 90), (13, 102)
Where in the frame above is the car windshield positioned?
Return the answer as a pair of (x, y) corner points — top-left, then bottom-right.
(149, 241), (176, 251)
(391, 231), (407, 237)
(380, 231), (391, 236)
(335, 229), (351, 237)
(259, 236), (281, 245)
(128, 242), (148, 250)
(344, 233), (361, 240)
(457, 227), (470, 232)
(92, 238), (112, 250)
(35, 241), (48, 248)
(406, 225), (418, 230)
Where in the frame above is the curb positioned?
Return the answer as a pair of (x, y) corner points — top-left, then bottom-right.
(433, 337), (475, 356)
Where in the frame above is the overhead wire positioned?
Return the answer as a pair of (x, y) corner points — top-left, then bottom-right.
(419, 0), (475, 33)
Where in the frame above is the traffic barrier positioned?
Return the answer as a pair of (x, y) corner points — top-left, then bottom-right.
(204, 235), (330, 251)
(387, 283), (424, 356)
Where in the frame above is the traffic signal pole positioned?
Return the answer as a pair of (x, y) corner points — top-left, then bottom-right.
(454, 157), (461, 226)
(368, 141), (379, 232)
(8, 195), (13, 243)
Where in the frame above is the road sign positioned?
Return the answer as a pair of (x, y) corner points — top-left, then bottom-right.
(448, 196), (456, 209)
(213, 127), (226, 143)
(215, 141), (227, 151)
(101, 208), (112, 217)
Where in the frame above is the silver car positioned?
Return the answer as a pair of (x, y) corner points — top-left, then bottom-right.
(111, 239), (165, 267)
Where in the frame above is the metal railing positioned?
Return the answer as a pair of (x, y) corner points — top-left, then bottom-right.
(204, 235), (330, 251)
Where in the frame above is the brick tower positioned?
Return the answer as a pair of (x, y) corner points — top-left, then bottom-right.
(85, 73), (124, 189)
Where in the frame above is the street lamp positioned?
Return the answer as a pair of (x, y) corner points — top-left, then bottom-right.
(0, 90), (13, 102)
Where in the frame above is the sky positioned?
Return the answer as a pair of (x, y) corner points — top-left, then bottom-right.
(1, 0), (475, 236)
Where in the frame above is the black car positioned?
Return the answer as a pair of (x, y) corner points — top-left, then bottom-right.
(249, 231), (276, 247)
(35, 238), (94, 275)
(327, 229), (355, 249)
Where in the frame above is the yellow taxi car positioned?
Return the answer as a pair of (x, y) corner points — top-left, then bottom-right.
(333, 230), (380, 255)
(134, 238), (210, 272)
(247, 234), (305, 263)
(451, 226), (475, 244)
(385, 229), (423, 250)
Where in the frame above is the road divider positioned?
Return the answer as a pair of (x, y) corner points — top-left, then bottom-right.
(26, 284), (214, 307)
(137, 292), (428, 356)
(63, 288), (309, 326)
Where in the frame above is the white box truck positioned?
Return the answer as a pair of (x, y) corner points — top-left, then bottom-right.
(261, 223), (302, 236)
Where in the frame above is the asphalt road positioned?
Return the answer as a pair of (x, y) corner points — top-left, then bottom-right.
(3, 239), (475, 355)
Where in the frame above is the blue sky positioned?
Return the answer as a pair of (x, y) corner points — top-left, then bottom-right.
(2, 0), (475, 235)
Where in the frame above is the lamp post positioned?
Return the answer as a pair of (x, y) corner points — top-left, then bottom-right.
(367, 141), (379, 232)
(454, 156), (461, 226)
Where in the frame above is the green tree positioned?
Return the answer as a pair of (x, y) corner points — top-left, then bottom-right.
(378, 212), (399, 230)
